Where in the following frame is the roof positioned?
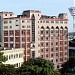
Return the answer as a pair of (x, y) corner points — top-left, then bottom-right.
(23, 10), (41, 13)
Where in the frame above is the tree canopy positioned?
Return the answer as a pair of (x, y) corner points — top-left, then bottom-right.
(60, 57), (75, 75)
(0, 52), (7, 64)
(18, 58), (60, 75)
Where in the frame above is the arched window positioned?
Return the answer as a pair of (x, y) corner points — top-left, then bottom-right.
(51, 26), (54, 29)
(41, 26), (44, 29)
(46, 26), (50, 29)
(60, 26), (63, 29)
(56, 26), (59, 29)
(64, 26), (68, 29)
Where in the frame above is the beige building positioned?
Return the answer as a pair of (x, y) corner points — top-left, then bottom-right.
(1, 48), (24, 68)
(0, 10), (68, 68)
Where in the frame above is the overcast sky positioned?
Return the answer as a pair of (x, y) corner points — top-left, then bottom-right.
(0, 0), (74, 32)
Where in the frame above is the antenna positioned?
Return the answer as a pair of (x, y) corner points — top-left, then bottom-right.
(69, 1), (75, 39)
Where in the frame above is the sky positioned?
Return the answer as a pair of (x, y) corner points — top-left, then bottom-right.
(0, 0), (74, 32)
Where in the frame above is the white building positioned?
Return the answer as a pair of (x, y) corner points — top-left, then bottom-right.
(1, 48), (24, 68)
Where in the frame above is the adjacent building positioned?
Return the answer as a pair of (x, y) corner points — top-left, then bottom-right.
(1, 48), (24, 68)
(69, 39), (75, 58)
(0, 10), (68, 68)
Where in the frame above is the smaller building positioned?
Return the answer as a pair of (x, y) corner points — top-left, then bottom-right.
(0, 48), (24, 68)
(69, 39), (75, 58)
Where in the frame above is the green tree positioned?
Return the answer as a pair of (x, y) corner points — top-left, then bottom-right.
(0, 52), (7, 64)
(19, 58), (60, 75)
(0, 64), (16, 75)
(60, 57), (75, 75)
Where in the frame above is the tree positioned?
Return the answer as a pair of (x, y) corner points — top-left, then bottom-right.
(19, 58), (60, 75)
(0, 64), (16, 75)
(0, 52), (7, 64)
(60, 57), (75, 75)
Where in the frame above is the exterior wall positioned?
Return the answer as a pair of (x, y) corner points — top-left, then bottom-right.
(1, 48), (24, 68)
(0, 10), (68, 69)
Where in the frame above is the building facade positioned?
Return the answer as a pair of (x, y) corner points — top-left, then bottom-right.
(1, 48), (24, 68)
(0, 10), (68, 68)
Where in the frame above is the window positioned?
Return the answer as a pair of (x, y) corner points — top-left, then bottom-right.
(10, 37), (14, 41)
(41, 31), (44, 34)
(5, 14), (7, 16)
(64, 21), (67, 24)
(40, 21), (42, 23)
(46, 48), (49, 52)
(60, 41), (63, 45)
(55, 21), (59, 23)
(22, 26), (25, 28)
(56, 47), (58, 51)
(4, 37), (8, 42)
(10, 26), (12, 28)
(60, 21), (63, 24)
(19, 53), (23, 58)
(46, 31), (49, 34)
(9, 21), (12, 23)
(46, 43), (49, 46)
(56, 30), (58, 33)
(51, 30), (53, 33)
(56, 53), (58, 57)
(15, 43), (20, 48)
(43, 20), (45, 23)
(22, 20), (24, 23)
(15, 30), (20, 36)
(27, 25), (30, 28)
(46, 37), (49, 40)
(51, 36), (53, 39)
(60, 47), (63, 51)
(14, 54), (18, 58)
(51, 54), (53, 57)
(65, 52), (67, 55)
(32, 51), (35, 58)
(51, 21), (54, 23)
(41, 55), (43, 58)
(4, 43), (8, 47)
(56, 59), (58, 62)
(16, 20), (18, 22)
(4, 21), (8, 24)
(51, 42), (53, 45)
(38, 14), (39, 16)
(16, 25), (19, 26)
(46, 54), (48, 57)
(4, 31), (8, 36)
(41, 49), (43, 52)
(10, 14), (12, 16)
(15, 37), (20, 42)
(56, 42), (58, 45)
(9, 31), (14, 35)
(41, 43), (44, 46)
(51, 48), (53, 51)
(51, 60), (53, 62)
(10, 44), (13, 48)
(46, 21), (49, 23)
(4, 26), (8, 29)
(56, 36), (58, 39)
(27, 43), (30, 48)
(9, 54), (13, 59)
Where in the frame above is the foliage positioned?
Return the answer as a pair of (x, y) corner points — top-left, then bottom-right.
(0, 52), (7, 64)
(18, 58), (60, 75)
(60, 57), (75, 75)
(0, 64), (16, 75)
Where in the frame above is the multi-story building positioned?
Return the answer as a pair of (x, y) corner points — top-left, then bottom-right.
(0, 10), (68, 68)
